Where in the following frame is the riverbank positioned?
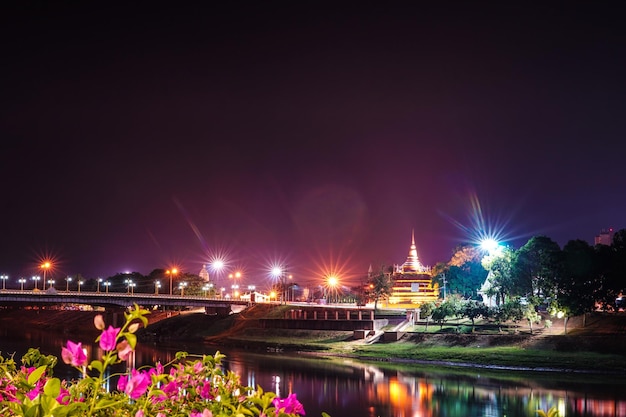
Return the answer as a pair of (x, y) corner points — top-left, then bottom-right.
(2, 305), (626, 375)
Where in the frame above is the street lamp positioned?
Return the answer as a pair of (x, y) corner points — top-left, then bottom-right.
(66, 277), (72, 292)
(78, 280), (84, 293)
(327, 276), (338, 304)
(155, 280), (161, 295)
(129, 282), (136, 295)
(32, 276), (40, 290)
(104, 281), (111, 293)
(231, 284), (239, 298)
(47, 279), (55, 289)
(167, 268), (178, 296)
(179, 281), (188, 297)
(97, 278), (103, 293)
(0, 275), (8, 290)
(125, 279), (133, 294)
(203, 283), (213, 297)
(220, 287), (225, 298)
(40, 262), (51, 291)
(18, 278), (26, 291)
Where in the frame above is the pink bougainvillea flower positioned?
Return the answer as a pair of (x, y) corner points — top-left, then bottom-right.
(99, 325), (121, 351)
(134, 410), (144, 417)
(93, 314), (105, 330)
(190, 409), (213, 417)
(273, 393), (306, 415)
(61, 340), (88, 367)
(116, 340), (134, 360)
(117, 369), (151, 399)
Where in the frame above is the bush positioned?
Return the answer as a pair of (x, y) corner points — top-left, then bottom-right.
(0, 304), (317, 417)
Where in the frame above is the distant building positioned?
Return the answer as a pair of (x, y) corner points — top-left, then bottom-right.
(595, 228), (615, 246)
(384, 231), (439, 307)
(199, 264), (210, 282)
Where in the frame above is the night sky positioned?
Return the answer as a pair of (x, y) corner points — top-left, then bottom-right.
(1, 2), (625, 286)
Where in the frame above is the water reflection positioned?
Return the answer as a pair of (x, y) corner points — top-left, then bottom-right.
(1, 327), (625, 417)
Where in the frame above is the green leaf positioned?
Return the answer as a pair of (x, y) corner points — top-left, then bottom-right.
(90, 359), (103, 373)
(43, 377), (61, 398)
(27, 365), (47, 385)
(125, 332), (137, 349)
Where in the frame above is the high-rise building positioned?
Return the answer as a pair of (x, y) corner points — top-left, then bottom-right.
(594, 228), (614, 246)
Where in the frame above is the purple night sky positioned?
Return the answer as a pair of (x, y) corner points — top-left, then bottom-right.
(1, 2), (624, 286)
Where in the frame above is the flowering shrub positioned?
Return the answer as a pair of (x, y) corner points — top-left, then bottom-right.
(0, 304), (320, 417)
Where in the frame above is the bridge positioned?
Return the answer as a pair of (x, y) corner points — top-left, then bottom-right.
(0, 290), (248, 315)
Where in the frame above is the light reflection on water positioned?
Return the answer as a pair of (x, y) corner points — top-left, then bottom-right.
(1, 326), (626, 417)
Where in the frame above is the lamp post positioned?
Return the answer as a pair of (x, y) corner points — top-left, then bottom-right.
(167, 268), (178, 296)
(78, 280), (83, 293)
(179, 281), (188, 297)
(66, 277), (72, 292)
(40, 262), (51, 288)
(104, 281), (111, 293)
(0, 275), (8, 290)
(220, 287), (225, 298)
(327, 276), (338, 304)
(47, 279), (55, 289)
(32, 276), (40, 290)
(97, 278), (102, 293)
(155, 281), (161, 295)
(18, 278), (26, 291)
(129, 282), (136, 295)
(125, 279), (133, 294)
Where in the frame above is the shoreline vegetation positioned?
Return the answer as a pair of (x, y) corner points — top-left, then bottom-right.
(2, 304), (626, 376)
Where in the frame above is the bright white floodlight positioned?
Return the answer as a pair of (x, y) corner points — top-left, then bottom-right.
(480, 238), (500, 254)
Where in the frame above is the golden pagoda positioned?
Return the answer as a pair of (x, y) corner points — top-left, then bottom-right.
(387, 231), (439, 306)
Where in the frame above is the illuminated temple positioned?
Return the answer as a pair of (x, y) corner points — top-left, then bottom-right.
(387, 231), (439, 306)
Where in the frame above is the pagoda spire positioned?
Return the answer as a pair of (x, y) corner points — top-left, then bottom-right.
(401, 229), (423, 273)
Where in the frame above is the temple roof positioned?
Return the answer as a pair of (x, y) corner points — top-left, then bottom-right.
(400, 230), (425, 273)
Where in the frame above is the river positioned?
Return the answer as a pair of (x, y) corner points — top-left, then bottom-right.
(1, 326), (626, 417)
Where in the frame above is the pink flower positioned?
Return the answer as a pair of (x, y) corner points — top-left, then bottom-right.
(117, 369), (151, 399)
(135, 410), (144, 417)
(116, 340), (134, 360)
(273, 393), (306, 415)
(61, 340), (88, 367)
(99, 325), (121, 351)
(190, 409), (213, 417)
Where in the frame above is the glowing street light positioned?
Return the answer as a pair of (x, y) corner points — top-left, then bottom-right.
(0, 275), (8, 290)
(179, 281), (188, 297)
(270, 266), (290, 304)
(103, 281), (111, 293)
(78, 280), (84, 293)
(47, 279), (55, 289)
(202, 283), (213, 297)
(155, 280), (161, 295)
(231, 284), (239, 298)
(167, 268), (178, 296)
(125, 279), (133, 294)
(97, 278), (103, 293)
(32, 276), (40, 290)
(65, 276), (72, 292)
(40, 262), (51, 290)
(327, 276), (339, 303)
(18, 278), (26, 291)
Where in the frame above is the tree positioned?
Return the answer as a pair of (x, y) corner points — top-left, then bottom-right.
(445, 245), (488, 299)
(367, 265), (394, 311)
(511, 236), (563, 302)
(481, 246), (515, 305)
(461, 300), (488, 332)
(559, 239), (599, 323)
(523, 304), (541, 334)
(419, 301), (436, 332)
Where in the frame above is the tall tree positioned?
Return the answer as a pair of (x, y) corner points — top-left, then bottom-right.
(560, 239), (598, 322)
(511, 236), (563, 302)
(367, 265), (394, 311)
